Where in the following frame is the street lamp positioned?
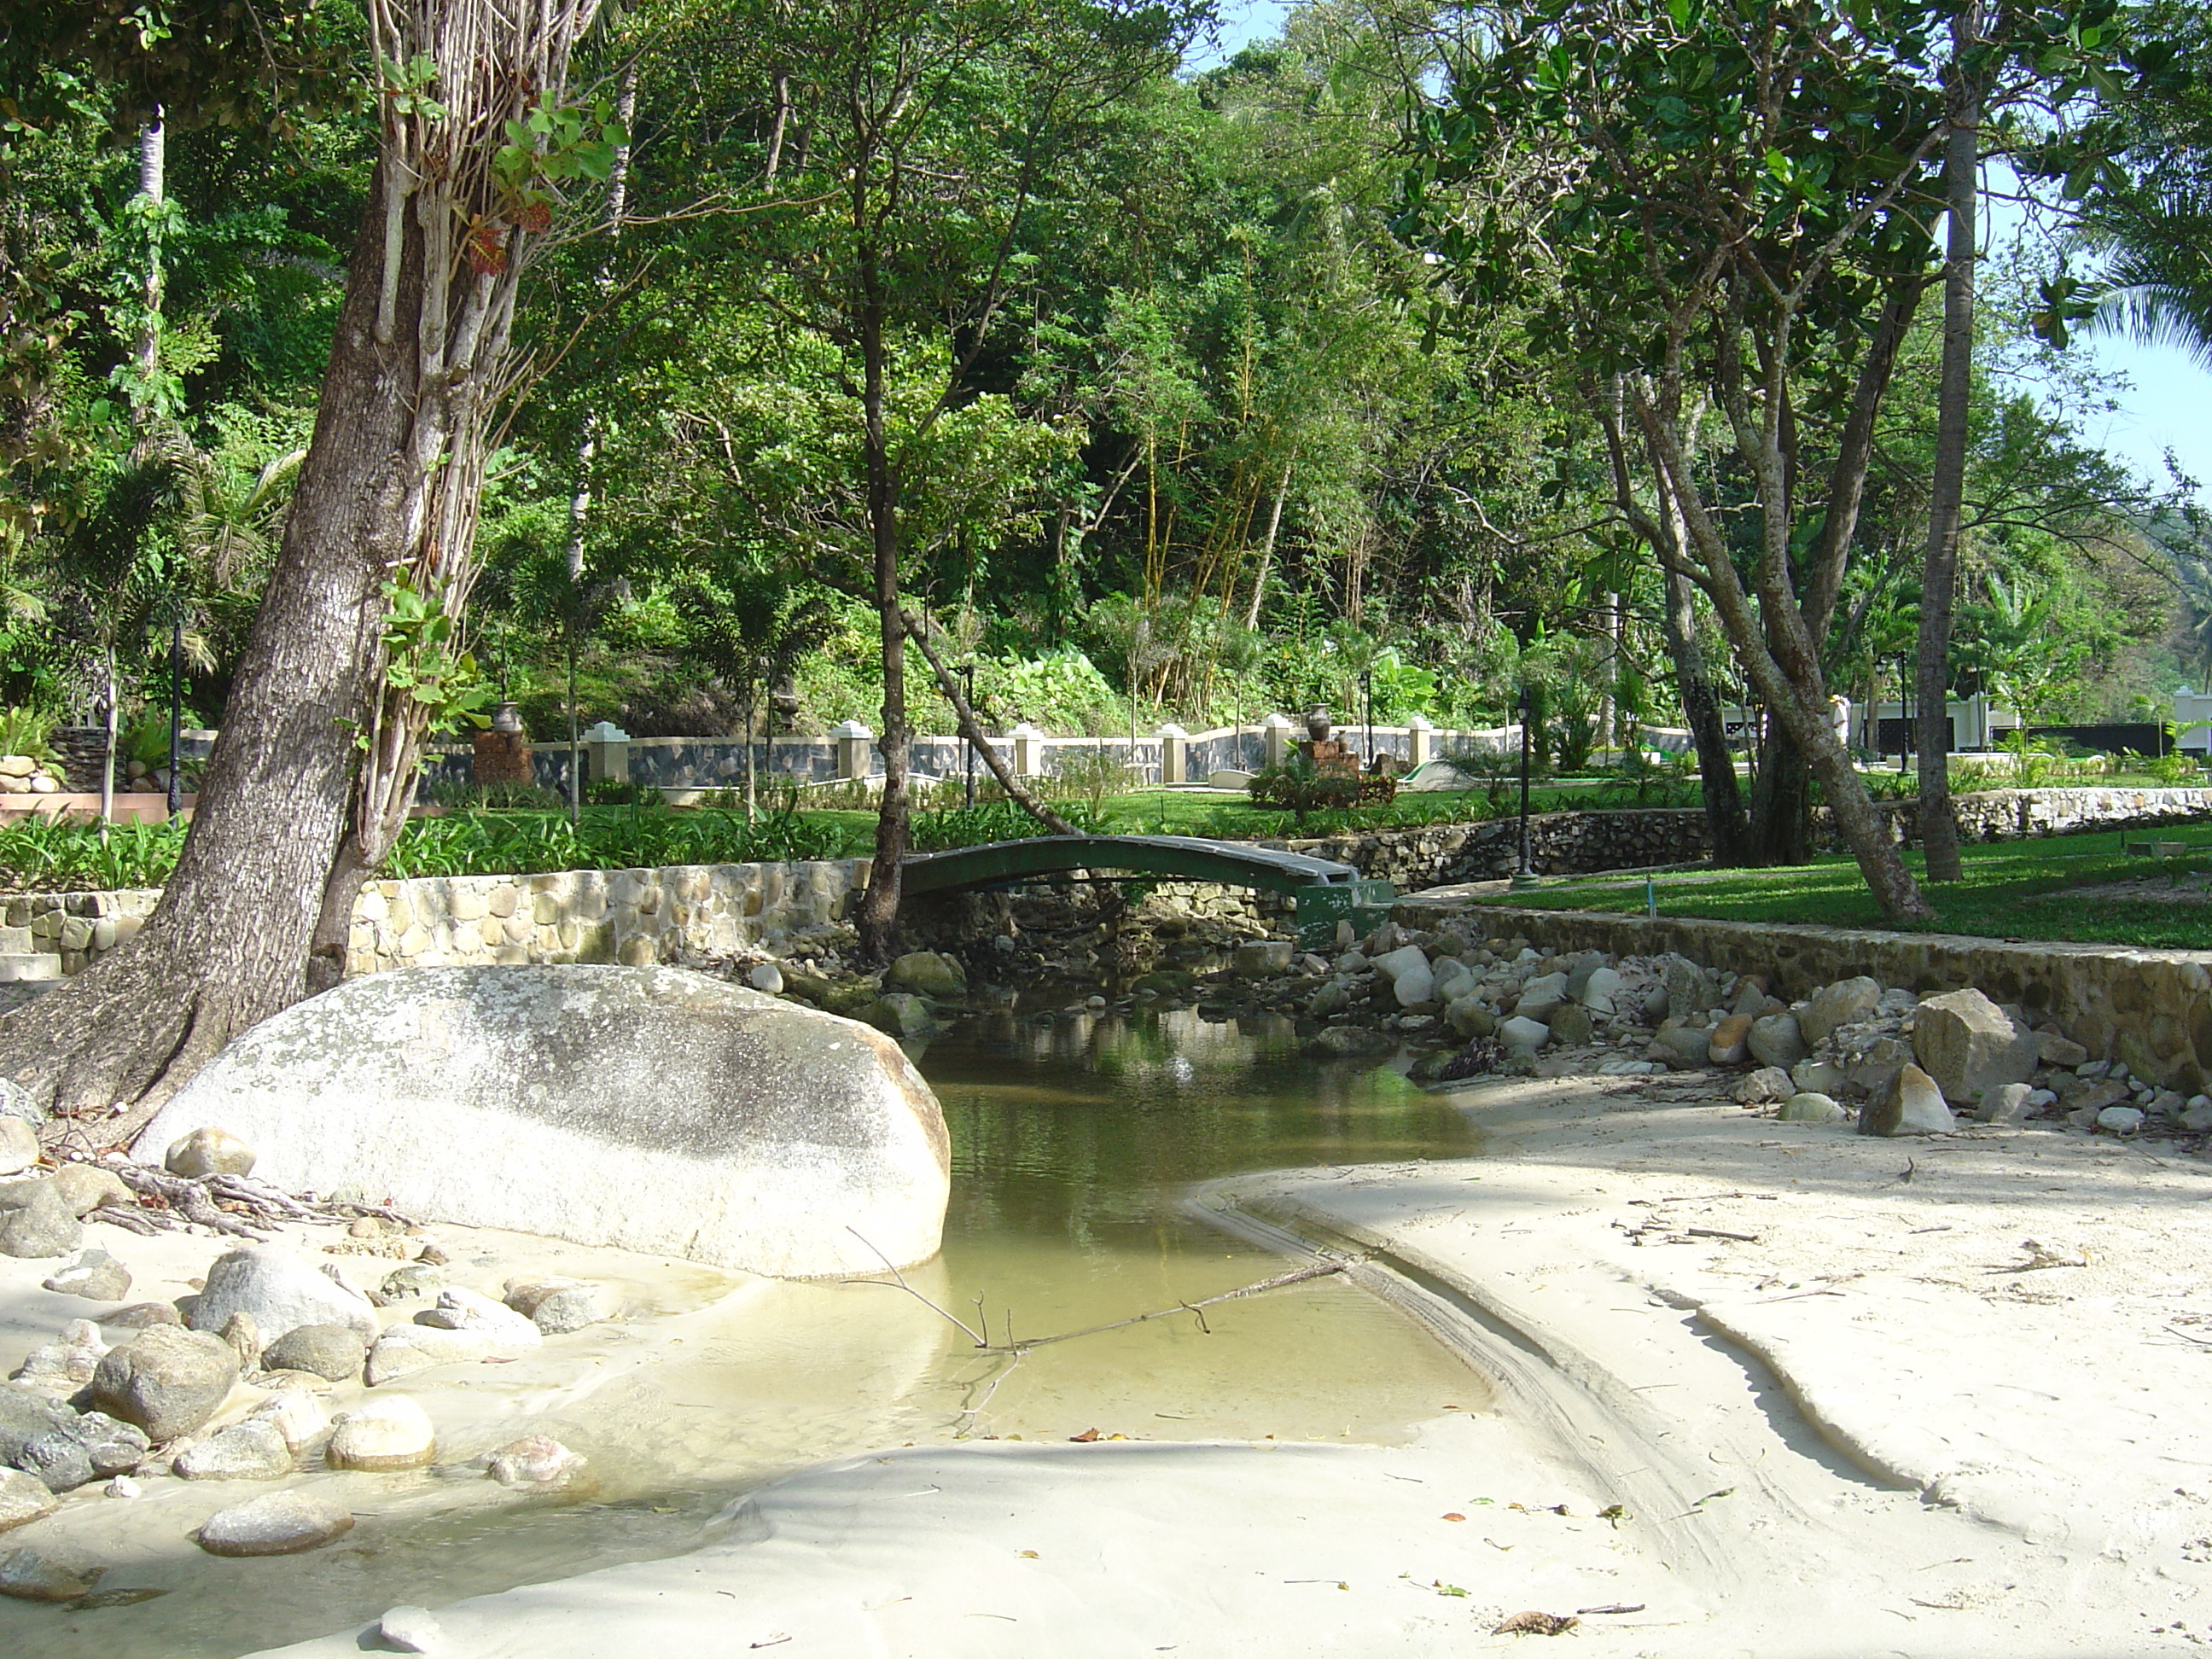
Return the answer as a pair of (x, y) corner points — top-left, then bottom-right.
(1511, 685), (1536, 888)
(1362, 665), (1375, 767)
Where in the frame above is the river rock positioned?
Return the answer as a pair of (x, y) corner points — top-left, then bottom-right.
(1370, 945), (1429, 986)
(0, 1470), (57, 1534)
(1306, 979), (1353, 1019)
(261, 1324), (366, 1382)
(379, 1606), (445, 1653)
(48, 1164), (132, 1219)
(2038, 1031), (2089, 1068)
(1514, 972), (1569, 1023)
(504, 1278), (604, 1335)
(137, 966), (954, 1278)
(1498, 1016), (1551, 1052)
(1578, 966), (1621, 1016)
(1662, 958), (1718, 1022)
(90, 1324), (240, 1441)
(744, 960), (784, 994)
(1912, 988), (2038, 1105)
(15, 1429), (92, 1493)
(1233, 940), (1295, 978)
(1779, 1092), (1846, 1123)
(164, 1125), (255, 1179)
(364, 1324), (495, 1385)
(1978, 1082), (2036, 1125)
(1842, 1035), (1913, 1099)
(63, 1412), (148, 1479)
(1797, 976), (1882, 1047)
(419, 1286), (541, 1348)
(1548, 1003), (1595, 1046)
(1860, 1062), (1956, 1137)
(0, 1178), (79, 1258)
(1444, 997), (1496, 1039)
(486, 1434), (587, 1488)
(0, 1391), (75, 1467)
(0, 1079), (38, 1126)
(860, 993), (933, 1039)
(1747, 1012), (1808, 1073)
(197, 1490), (355, 1556)
(1431, 960), (1476, 1004)
(885, 951), (966, 998)
(0, 1117), (36, 1177)
(2098, 1104), (2147, 1135)
(1733, 1067), (1793, 1104)
(1790, 1059), (1846, 1097)
(1391, 961), (1436, 1007)
(188, 1246), (377, 1347)
(1302, 1025), (1394, 1059)
(1653, 1026), (1711, 1068)
(174, 1417), (294, 1481)
(327, 1396), (435, 1470)
(39, 1247), (129, 1301)
(380, 1263), (445, 1301)
(0, 1547), (102, 1602)
(251, 1389), (330, 1452)
(1706, 1012), (1752, 1065)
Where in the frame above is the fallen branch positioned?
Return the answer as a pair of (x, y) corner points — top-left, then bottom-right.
(1002, 1259), (1353, 1353)
(86, 1202), (166, 1236)
(899, 608), (1080, 837)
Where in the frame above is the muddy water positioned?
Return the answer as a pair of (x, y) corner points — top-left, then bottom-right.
(6, 1007), (1486, 1658)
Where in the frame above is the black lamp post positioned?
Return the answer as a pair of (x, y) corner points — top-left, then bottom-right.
(961, 661), (976, 807)
(1362, 665), (1374, 766)
(1512, 685), (1535, 887)
(1898, 655), (1912, 772)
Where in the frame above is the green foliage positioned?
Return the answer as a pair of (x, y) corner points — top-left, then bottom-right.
(0, 707), (60, 765)
(0, 816), (189, 891)
(1247, 756), (1366, 824)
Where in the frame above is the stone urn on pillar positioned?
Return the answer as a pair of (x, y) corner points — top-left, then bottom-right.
(474, 703), (534, 787)
(1304, 707), (1333, 744)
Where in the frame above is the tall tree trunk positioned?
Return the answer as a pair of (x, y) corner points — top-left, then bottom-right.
(1660, 562), (1747, 864)
(1243, 458), (1292, 630)
(1746, 721), (1812, 866)
(854, 271), (910, 963)
(8, 1), (608, 1130)
(1915, 3), (1982, 884)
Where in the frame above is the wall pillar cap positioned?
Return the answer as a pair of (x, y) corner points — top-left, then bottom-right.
(1260, 712), (1295, 729)
(1010, 721), (1046, 738)
(583, 720), (630, 742)
(1155, 722), (1190, 739)
(830, 719), (874, 739)
(1406, 713), (1435, 730)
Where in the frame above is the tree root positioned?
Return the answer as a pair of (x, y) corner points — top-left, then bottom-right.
(3, 918), (298, 1150)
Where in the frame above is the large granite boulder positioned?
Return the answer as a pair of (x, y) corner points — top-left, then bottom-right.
(1912, 989), (2037, 1105)
(135, 965), (950, 1277)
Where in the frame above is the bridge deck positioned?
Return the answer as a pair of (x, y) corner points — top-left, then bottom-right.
(900, 834), (1361, 897)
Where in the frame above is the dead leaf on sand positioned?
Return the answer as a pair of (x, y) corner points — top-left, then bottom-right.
(1493, 1610), (1580, 1635)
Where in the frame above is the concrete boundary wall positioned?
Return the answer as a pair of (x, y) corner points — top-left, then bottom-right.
(1395, 897), (2212, 1093)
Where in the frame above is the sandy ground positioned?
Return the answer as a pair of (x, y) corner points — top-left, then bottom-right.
(241, 1066), (2212, 1658)
(17, 1063), (2212, 1656)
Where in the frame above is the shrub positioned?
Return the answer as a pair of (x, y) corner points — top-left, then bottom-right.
(1248, 757), (1365, 824)
(0, 707), (60, 766)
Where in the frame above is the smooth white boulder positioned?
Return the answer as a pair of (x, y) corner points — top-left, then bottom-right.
(137, 965), (951, 1277)
(1369, 945), (1429, 985)
(189, 1246), (378, 1345)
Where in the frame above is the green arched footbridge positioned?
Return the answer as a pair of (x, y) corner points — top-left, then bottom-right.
(901, 835), (1396, 949)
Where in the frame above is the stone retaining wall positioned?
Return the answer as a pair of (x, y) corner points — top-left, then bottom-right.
(8, 861), (876, 980)
(1393, 897), (2212, 1093)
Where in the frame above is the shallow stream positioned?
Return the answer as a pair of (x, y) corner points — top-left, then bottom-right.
(7, 1006), (1487, 1658)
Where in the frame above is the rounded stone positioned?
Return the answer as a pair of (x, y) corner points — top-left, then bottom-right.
(261, 1323), (367, 1382)
(379, 1605), (445, 1653)
(327, 1396), (436, 1471)
(2098, 1104), (2146, 1135)
(48, 1164), (132, 1220)
(164, 1125), (256, 1179)
(0, 1177), (80, 1259)
(0, 1469), (60, 1534)
(195, 1489), (355, 1556)
(0, 1117), (37, 1178)
(174, 1418), (294, 1481)
(486, 1434), (586, 1488)
(90, 1324), (240, 1441)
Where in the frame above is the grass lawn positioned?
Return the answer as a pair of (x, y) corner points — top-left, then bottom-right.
(1496, 828), (2212, 951)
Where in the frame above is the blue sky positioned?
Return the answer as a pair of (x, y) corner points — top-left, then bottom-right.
(1190, 1), (2212, 501)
